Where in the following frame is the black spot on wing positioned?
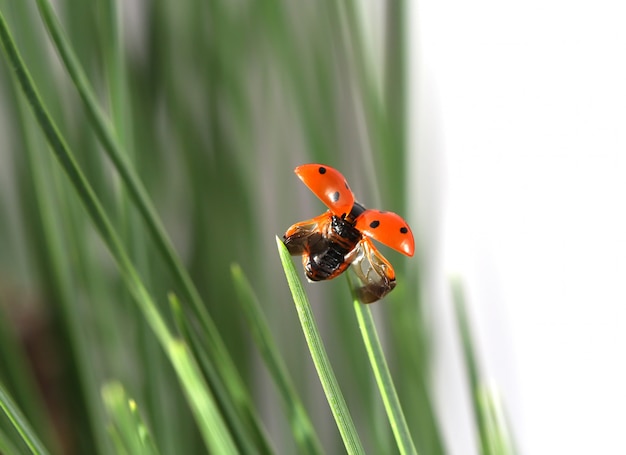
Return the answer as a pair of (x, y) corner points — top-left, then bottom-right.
(331, 191), (340, 202)
(319, 166), (327, 174)
(400, 227), (408, 234)
(369, 220), (380, 229)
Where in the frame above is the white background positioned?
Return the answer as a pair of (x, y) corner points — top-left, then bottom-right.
(409, 1), (626, 454)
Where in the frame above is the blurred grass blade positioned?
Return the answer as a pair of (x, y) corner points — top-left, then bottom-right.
(451, 277), (516, 455)
(349, 282), (418, 455)
(0, 427), (22, 455)
(0, 382), (50, 455)
(30, 0), (202, 320)
(0, 11), (237, 454)
(31, 0), (196, 314)
(450, 277), (488, 454)
(231, 263), (323, 455)
(478, 386), (517, 455)
(29, 5), (271, 448)
(102, 382), (161, 455)
(0, 304), (52, 449)
(276, 237), (365, 455)
(169, 293), (270, 455)
(166, 340), (238, 455)
(107, 276), (239, 455)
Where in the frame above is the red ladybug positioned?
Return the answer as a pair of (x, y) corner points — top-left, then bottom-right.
(283, 164), (414, 303)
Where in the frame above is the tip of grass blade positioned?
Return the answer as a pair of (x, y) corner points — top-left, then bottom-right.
(231, 262), (323, 455)
(275, 236), (365, 455)
(275, 236), (311, 307)
(102, 382), (160, 455)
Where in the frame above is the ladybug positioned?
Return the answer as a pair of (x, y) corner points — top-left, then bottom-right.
(283, 164), (414, 303)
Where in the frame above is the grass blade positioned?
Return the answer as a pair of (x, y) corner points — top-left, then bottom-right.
(169, 293), (269, 455)
(0, 427), (22, 455)
(166, 340), (238, 455)
(275, 237), (365, 455)
(102, 382), (161, 455)
(350, 283), (418, 455)
(231, 263), (323, 455)
(0, 11), (237, 453)
(0, 382), (50, 455)
(451, 278), (516, 455)
(30, 0), (200, 322)
(478, 386), (517, 455)
(0, 302), (53, 450)
(29, 5), (272, 448)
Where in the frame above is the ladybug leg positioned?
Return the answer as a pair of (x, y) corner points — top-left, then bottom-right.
(283, 211), (331, 256)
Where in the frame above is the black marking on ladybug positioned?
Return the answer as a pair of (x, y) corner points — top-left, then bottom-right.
(331, 191), (340, 202)
(369, 220), (380, 229)
(400, 226), (408, 234)
(319, 166), (327, 174)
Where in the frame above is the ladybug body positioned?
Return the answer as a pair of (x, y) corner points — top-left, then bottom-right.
(288, 208), (362, 281)
(283, 164), (414, 303)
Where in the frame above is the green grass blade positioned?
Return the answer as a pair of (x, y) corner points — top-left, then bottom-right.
(123, 287), (238, 455)
(350, 284), (418, 455)
(478, 386), (517, 455)
(275, 237), (365, 455)
(102, 382), (161, 455)
(30, 0), (193, 308)
(0, 426), (22, 455)
(450, 277), (488, 454)
(0, 382), (50, 455)
(30, 0), (200, 321)
(0, 12), (237, 453)
(29, 6), (272, 448)
(0, 304), (52, 450)
(451, 278), (516, 455)
(169, 293), (269, 455)
(166, 340), (238, 455)
(231, 263), (323, 455)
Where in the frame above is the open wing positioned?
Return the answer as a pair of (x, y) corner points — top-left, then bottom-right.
(355, 209), (414, 257)
(295, 164), (355, 218)
(283, 211), (332, 256)
(347, 237), (397, 303)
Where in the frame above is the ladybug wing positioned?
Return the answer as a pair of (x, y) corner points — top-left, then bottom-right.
(348, 237), (397, 303)
(295, 164), (355, 218)
(355, 210), (415, 257)
(283, 211), (332, 256)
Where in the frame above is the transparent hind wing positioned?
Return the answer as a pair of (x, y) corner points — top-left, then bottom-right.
(348, 237), (397, 303)
(283, 211), (332, 256)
